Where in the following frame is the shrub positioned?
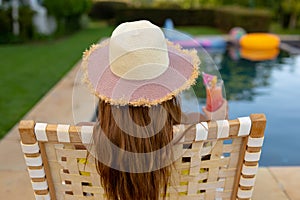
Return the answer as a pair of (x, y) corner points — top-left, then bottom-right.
(215, 6), (272, 32)
(0, 8), (12, 43)
(18, 6), (35, 41)
(43, 0), (92, 35)
(152, 1), (182, 9)
(89, 1), (128, 20)
(115, 8), (216, 27)
(92, 5), (271, 32)
(0, 6), (34, 44)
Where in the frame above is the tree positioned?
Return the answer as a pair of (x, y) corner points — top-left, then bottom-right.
(281, 0), (300, 29)
(43, 0), (91, 34)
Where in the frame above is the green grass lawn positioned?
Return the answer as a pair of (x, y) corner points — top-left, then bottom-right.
(0, 22), (114, 139)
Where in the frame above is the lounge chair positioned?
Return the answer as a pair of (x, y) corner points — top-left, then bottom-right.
(19, 113), (266, 199)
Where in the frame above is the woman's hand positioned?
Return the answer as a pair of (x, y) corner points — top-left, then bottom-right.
(202, 99), (228, 121)
(180, 100), (228, 124)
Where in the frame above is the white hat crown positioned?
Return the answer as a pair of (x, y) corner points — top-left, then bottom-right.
(109, 20), (169, 80)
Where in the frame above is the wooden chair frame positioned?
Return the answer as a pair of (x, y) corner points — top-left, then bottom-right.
(19, 114), (266, 200)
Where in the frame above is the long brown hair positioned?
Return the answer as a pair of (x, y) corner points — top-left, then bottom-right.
(92, 97), (181, 200)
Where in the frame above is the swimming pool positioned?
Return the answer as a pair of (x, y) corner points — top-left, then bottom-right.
(185, 48), (300, 166)
(223, 49), (300, 166)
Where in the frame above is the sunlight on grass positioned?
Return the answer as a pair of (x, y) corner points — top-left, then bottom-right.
(0, 23), (114, 138)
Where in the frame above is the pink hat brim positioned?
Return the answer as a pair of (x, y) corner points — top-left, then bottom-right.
(82, 39), (200, 107)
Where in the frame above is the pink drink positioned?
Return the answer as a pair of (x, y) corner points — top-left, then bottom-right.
(206, 84), (224, 112)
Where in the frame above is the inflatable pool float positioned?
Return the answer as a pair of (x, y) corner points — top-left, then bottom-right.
(162, 19), (226, 49)
(229, 27), (246, 44)
(197, 37), (226, 48)
(240, 48), (279, 61)
(240, 33), (280, 50)
(174, 36), (226, 49)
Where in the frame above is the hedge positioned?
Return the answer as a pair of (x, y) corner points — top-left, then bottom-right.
(0, 6), (34, 43)
(0, 8), (12, 43)
(89, 1), (128, 20)
(89, 2), (272, 32)
(43, 0), (92, 35)
(115, 8), (215, 27)
(214, 6), (272, 32)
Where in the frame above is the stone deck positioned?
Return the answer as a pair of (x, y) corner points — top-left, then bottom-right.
(0, 61), (299, 200)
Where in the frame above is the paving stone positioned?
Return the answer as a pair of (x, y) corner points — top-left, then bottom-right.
(2, 125), (19, 141)
(20, 62), (94, 125)
(269, 167), (300, 200)
(0, 140), (27, 171)
(253, 168), (289, 200)
(0, 170), (34, 200)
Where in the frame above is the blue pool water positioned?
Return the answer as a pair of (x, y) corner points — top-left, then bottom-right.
(223, 51), (300, 166)
(220, 49), (300, 166)
(188, 49), (300, 166)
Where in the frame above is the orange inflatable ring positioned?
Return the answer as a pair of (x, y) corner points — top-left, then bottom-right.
(240, 48), (279, 61)
(240, 33), (280, 50)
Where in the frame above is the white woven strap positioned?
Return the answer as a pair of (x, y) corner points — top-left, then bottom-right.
(81, 126), (94, 144)
(173, 124), (181, 134)
(28, 167), (45, 178)
(196, 122), (208, 141)
(248, 137), (264, 147)
(237, 188), (253, 199)
(21, 142), (40, 154)
(177, 124), (186, 142)
(242, 164), (259, 175)
(25, 155), (43, 166)
(35, 123), (48, 141)
(239, 176), (256, 187)
(216, 120), (229, 138)
(237, 117), (252, 136)
(31, 180), (48, 190)
(244, 151), (261, 162)
(35, 193), (50, 200)
(57, 124), (70, 142)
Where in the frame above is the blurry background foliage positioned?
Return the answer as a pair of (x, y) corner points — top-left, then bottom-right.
(1, 0), (300, 44)
(0, 5), (34, 43)
(43, 0), (92, 35)
(88, 0), (299, 33)
(281, 0), (300, 29)
(0, 0), (92, 44)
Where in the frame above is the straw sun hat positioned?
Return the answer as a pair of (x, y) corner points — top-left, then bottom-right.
(82, 20), (200, 107)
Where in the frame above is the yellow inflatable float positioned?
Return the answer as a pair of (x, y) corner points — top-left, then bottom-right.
(240, 33), (280, 50)
(240, 48), (279, 61)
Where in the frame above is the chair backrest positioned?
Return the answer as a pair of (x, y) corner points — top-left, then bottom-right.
(19, 113), (266, 200)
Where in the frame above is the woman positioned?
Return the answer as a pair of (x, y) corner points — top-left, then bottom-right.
(81, 20), (227, 200)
